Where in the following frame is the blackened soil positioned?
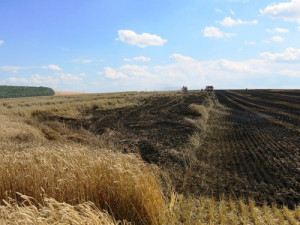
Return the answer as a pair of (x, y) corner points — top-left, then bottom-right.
(56, 93), (206, 164)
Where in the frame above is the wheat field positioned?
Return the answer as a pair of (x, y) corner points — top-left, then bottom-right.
(0, 92), (299, 224)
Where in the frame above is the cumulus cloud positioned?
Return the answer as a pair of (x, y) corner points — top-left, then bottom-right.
(0, 40), (4, 45)
(154, 53), (204, 79)
(260, 0), (300, 23)
(104, 67), (128, 79)
(97, 53), (300, 91)
(42, 64), (62, 71)
(271, 36), (285, 42)
(220, 17), (258, 26)
(260, 47), (300, 62)
(116, 30), (167, 48)
(124, 56), (151, 62)
(219, 59), (256, 73)
(120, 65), (152, 77)
(203, 26), (235, 38)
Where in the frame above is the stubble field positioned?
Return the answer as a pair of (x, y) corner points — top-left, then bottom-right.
(0, 90), (299, 224)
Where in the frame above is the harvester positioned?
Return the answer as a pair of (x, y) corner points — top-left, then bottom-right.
(182, 86), (188, 93)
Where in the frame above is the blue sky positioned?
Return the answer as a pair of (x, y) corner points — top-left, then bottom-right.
(0, 0), (300, 92)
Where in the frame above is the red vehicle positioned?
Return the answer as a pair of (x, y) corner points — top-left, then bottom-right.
(182, 86), (188, 93)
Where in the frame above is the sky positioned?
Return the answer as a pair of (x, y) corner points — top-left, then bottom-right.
(0, 0), (300, 92)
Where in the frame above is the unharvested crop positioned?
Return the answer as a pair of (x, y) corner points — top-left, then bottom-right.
(0, 146), (167, 224)
(0, 195), (119, 225)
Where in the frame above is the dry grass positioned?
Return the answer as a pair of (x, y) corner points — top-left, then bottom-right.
(189, 104), (208, 120)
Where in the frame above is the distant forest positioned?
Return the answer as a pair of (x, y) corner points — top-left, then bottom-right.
(0, 86), (55, 98)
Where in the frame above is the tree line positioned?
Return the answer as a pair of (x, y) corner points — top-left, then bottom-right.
(0, 86), (55, 98)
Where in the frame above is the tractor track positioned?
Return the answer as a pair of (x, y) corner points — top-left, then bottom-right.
(203, 90), (300, 207)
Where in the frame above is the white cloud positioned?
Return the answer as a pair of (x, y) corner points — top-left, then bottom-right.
(1, 64), (62, 73)
(203, 26), (235, 38)
(72, 58), (92, 64)
(0, 66), (25, 73)
(104, 67), (128, 79)
(72, 58), (103, 64)
(120, 65), (152, 77)
(260, 47), (300, 62)
(116, 30), (167, 48)
(31, 74), (59, 84)
(169, 54), (195, 62)
(42, 64), (62, 71)
(267, 28), (290, 33)
(298, 26), (300, 31)
(271, 36), (285, 42)
(133, 56), (151, 62)
(57, 73), (83, 84)
(279, 69), (300, 77)
(260, 0), (300, 23)
(220, 17), (258, 26)
(230, 9), (235, 15)
(6, 77), (30, 84)
(0, 40), (4, 45)
(96, 53), (300, 91)
(219, 59), (256, 73)
(123, 56), (151, 62)
(154, 53), (204, 79)
(245, 41), (256, 45)
(3, 74), (59, 85)
(274, 28), (290, 33)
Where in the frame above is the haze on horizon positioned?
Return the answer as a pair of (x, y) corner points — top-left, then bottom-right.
(0, 0), (300, 93)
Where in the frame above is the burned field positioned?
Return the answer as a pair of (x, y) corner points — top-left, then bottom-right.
(1, 90), (300, 224)
(207, 90), (300, 207)
(44, 90), (300, 208)
(47, 93), (209, 187)
(80, 94), (206, 163)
